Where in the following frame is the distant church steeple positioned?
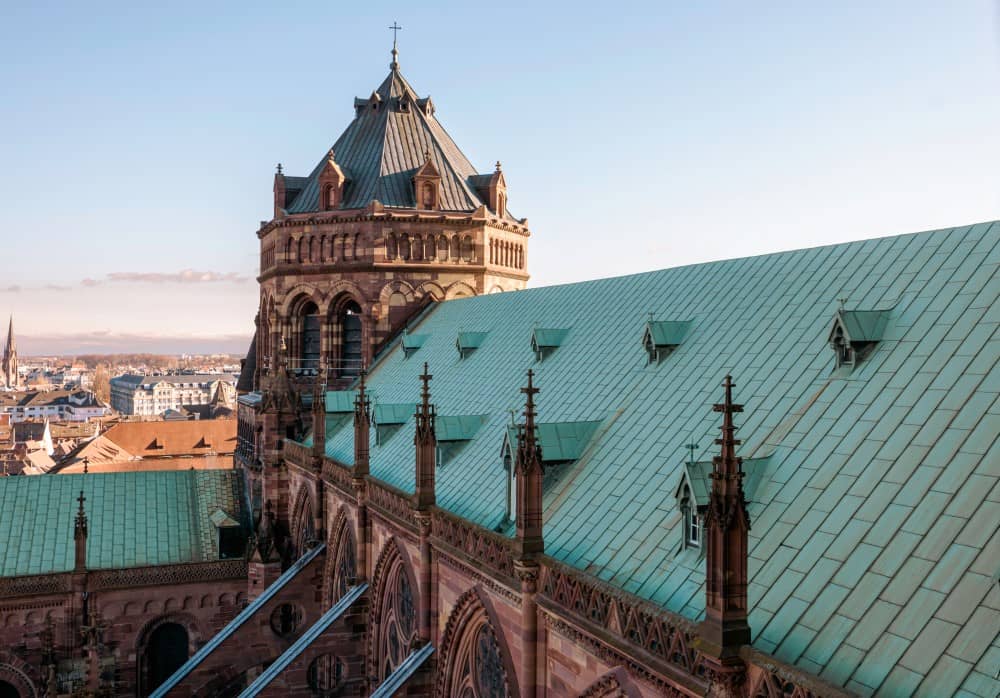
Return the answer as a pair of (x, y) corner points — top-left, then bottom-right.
(2, 315), (17, 390)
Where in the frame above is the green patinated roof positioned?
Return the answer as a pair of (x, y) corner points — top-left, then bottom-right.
(323, 221), (1000, 697)
(531, 328), (570, 349)
(325, 390), (356, 413)
(645, 319), (693, 346)
(838, 309), (892, 343)
(0, 470), (247, 576)
(436, 415), (487, 442)
(504, 421), (603, 462)
(374, 403), (416, 425)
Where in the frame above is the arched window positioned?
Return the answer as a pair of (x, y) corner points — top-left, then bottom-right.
(291, 493), (315, 560)
(141, 622), (189, 696)
(353, 233), (361, 260)
(326, 185), (337, 209)
(497, 192), (506, 216)
(422, 182), (436, 209)
(461, 236), (474, 263)
(400, 233), (411, 261)
(436, 590), (514, 698)
(682, 484), (700, 548)
(284, 238), (293, 262)
(450, 236), (461, 261)
(372, 554), (417, 683)
(386, 233), (397, 260)
(425, 235), (435, 260)
(339, 301), (363, 377)
(438, 234), (449, 261)
(411, 234), (423, 261)
(299, 301), (321, 372)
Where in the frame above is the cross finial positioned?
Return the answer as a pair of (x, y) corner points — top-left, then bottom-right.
(495, 160), (502, 173)
(420, 362), (433, 411)
(838, 297), (848, 312)
(276, 163), (283, 175)
(389, 22), (402, 69)
(82, 456), (89, 475)
(684, 441), (698, 465)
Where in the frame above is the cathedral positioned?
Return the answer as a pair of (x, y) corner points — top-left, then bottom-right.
(2, 317), (17, 390)
(0, 48), (996, 698)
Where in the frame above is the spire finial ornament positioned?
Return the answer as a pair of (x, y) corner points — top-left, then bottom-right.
(495, 160), (502, 173)
(698, 374), (751, 669)
(414, 362), (436, 509)
(389, 21), (402, 70)
(514, 368), (544, 559)
(276, 163), (283, 175)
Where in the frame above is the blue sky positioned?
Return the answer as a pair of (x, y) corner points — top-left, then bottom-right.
(1, 1), (998, 354)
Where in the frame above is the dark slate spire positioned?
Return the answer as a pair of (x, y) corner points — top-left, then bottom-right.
(515, 369), (544, 558)
(2, 314), (17, 389)
(413, 363), (436, 510)
(281, 58), (499, 215)
(312, 360), (328, 462)
(701, 375), (752, 660)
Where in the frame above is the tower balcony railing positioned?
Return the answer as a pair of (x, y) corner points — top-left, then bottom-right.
(260, 356), (364, 392)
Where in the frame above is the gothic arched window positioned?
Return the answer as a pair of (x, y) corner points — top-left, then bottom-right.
(436, 590), (513, 698)
(373, 555), (417, 683)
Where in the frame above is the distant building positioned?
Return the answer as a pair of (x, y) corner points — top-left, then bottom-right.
(57, 417), (236, 473)
(1, 316), (17, 390)
(109, 373), (236, 416)
(0, 389), (109, 423)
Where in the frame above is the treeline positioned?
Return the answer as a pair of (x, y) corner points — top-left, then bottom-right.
(73, 354), (179, 369)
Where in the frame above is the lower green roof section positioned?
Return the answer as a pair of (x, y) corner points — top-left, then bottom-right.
(0, 470), (246, 576)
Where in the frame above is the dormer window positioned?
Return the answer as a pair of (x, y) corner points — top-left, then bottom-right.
(682, 485), (701, 547)
(317, 149), (346, 211)
(828, 308), (890, 370)
(531, 328), (569, 361)
(422, 182), (436, 209)
(398, 96), (410, 113)
(456, 332), (487, 359)
(643, 320), (692, 364)
(413, 154), (442, 211)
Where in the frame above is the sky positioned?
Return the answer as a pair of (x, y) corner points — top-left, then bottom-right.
(1, 1), (998, 355)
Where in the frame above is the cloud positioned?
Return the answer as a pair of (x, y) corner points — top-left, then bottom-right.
(18, 331), (254, 355)
(105, 270), (249, 284)
(2, 285), (21, 293)
(81, 278), (101, 287)
(44, 284), (72, 291)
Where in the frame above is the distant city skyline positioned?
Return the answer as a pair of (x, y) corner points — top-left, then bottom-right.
(2, 1), (998, 353)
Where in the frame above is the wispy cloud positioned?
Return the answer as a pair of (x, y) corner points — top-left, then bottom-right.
(2, 285), (21, 293)
(44, 284), (71, 291)
(18, 331), (254, 355)
(81, 278), (101, 287)
(105, 270), (249, 284)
